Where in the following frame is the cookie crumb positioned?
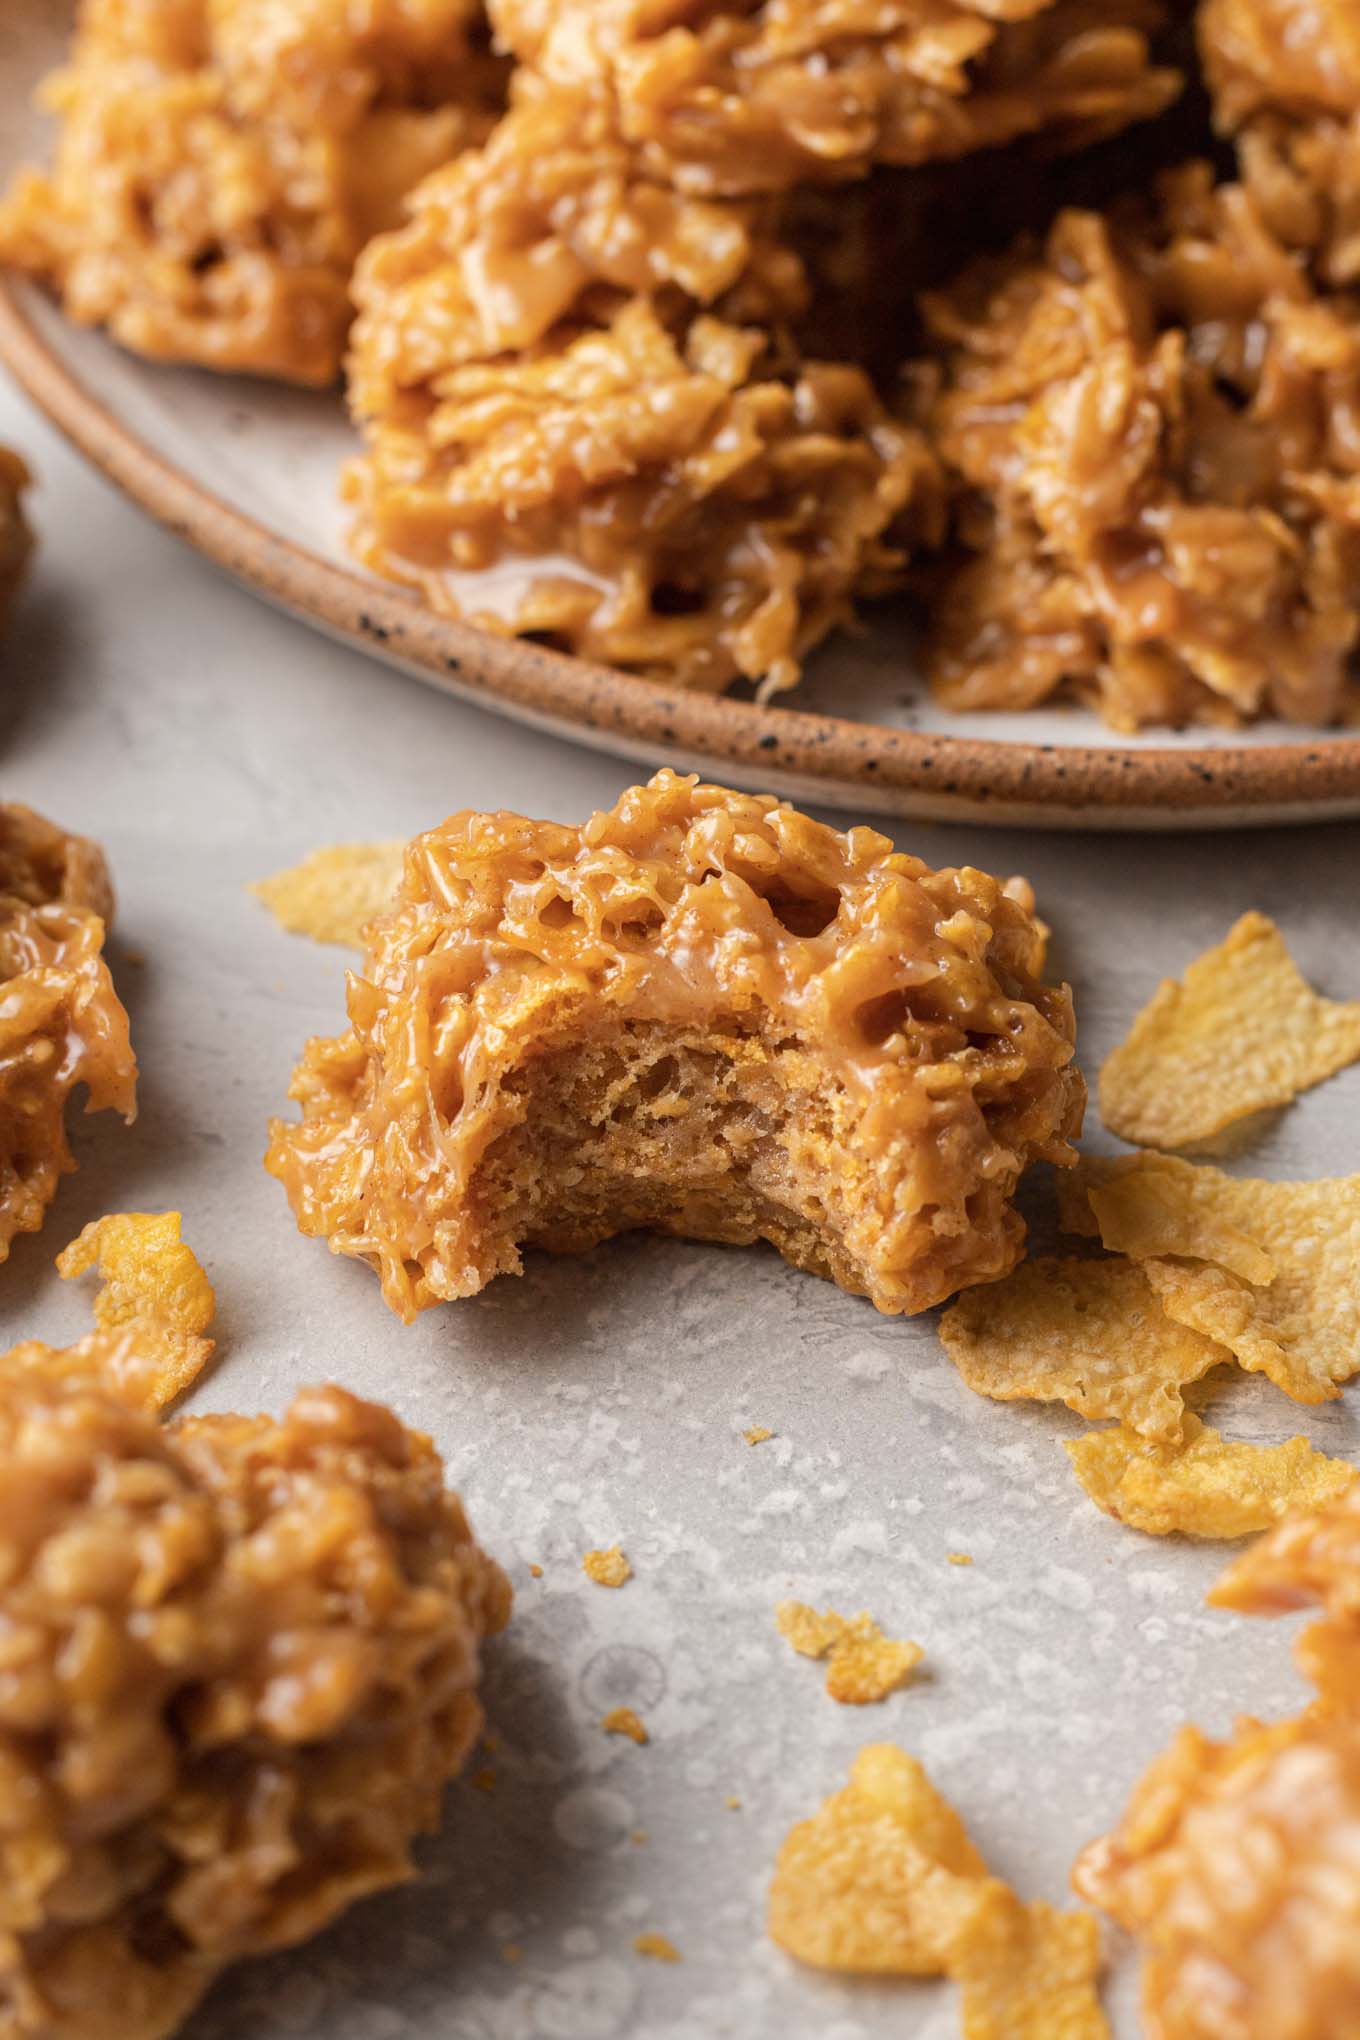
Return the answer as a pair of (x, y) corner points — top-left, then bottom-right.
(634, 1933), (681, 1963)
(602, 1706), (649, 1745)
(528, 1562), (543, 1578)
(947, 1552), (973, 1567)
(583, 1545), (632, 1587)
(744, 1426), (774, 1445)
(726, 1795), (743, 1811)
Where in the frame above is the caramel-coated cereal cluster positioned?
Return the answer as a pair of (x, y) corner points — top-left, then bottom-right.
(266, 772), (1083, 1322)
(0, 449), (32, 627)
(0, 1356), (510, 2040)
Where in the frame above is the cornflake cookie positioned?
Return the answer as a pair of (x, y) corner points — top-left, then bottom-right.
(1065, 1411), (1355, 1540)
(1079, 1480), (1360, 2038)
(0, 0), (507, 385)
(1063, 1153), (1360, 1405)
(253, 841), (405, 949)
(1100, 913), (1360, 1150)
(489, 0), (1181, 197)
(1201, 0), (1360, 287)
(0, 448), (32, 626)
(0, 1355), (509, 2040)
(924, 165), (1360, 729)
(775, 1602), (924, 1704)
(0, 803), (136, 1262)
(770, 1744), (1107, 2033)
(940, 1255), (1228, 1443)
(266, 774), (1083, 1321)
(344, 82), (942, 698)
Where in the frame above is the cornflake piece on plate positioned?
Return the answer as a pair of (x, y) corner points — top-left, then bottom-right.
(488, 0), (1182, 197)
(266, 774), (1083, 1323)
(775, 1602), (924, 1704)
(53, 1210), (216, 1410)
(0, 1355), (511, 2040)
(1065, 1411), (1355, 1539)
(939, 1255), (1229, 1442)
(253, 841), (405, 949)
(1099, 912), (1360, 1150)
(342, 83), (945, 698)
(770, 1745), (1108, 2031)
(0, 803), (136, 1263)
(1063, 1154), (1360, 1404)
(0, 448), (32, 625)
(923, 165), (1360, 730)
(582, 1545), (632, 1587)
(1079, 1479), (1360, 2037)
(0, 0), (507, 385)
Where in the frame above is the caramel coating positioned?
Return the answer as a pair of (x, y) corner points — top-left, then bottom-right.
(923, 164), (1360, 729)
(344, 83), (942, 695)
(0, 804), (136, 1264)
(0, 1359), (510, 2040)
(0, 0), (507, 385)
(1077, 1481), (1360, 2039)
(266, 772), (1083, 1322)
(489, 0), (1180, 197)
(0, 450), (32, 629)
(1201, 0), (1360, 286)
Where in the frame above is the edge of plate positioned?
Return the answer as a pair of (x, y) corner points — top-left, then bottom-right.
(3, 278), (1360, 830)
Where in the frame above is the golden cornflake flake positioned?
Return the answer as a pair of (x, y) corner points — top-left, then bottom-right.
(948, 1553), (974, 1567)
(1099, 914), (1360, 1151)
(769, 1744), (1107, 2034)
(633, 1933), (681, 1963)
(744, 1426), (774, 1445)
(1067, 1155), (1360, 1404)
(54, 1211), (216, 1411)
(940, 1256), (1228, 1442)
(582, 1545), (632, 1587)
(775, 1602), (924, 1704)
(1065, 1413), (1355, 1539)
(251, 841), (404, 949)
(601, 1706), (649, 1744)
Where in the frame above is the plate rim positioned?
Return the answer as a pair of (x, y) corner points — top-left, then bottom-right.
(4, 276), (1360, 827)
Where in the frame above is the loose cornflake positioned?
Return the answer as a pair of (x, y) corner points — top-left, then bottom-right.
(633, 1933), (681, 1963)
(1065, 1154), (1360, 1404)
(1100, 913), (1360, 1151)
(940, 1256), (1228, 1442)
(54, 1211), (216, 1411)
(768, 1744), (1107, 2036)
(601, 1706), (649, 1745)
(744, 1426), (774, 1445)
(582, 1545), (632, 1587)
(1065, 1413), (1355, 1540)
(775, 1602), (923, 1704)
(953, 1883), (1108, 2040)
(251, 841), (405, 949)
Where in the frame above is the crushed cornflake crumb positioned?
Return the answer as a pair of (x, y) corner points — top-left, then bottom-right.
(744, 1426), (774, 1445)
(528, 1562), (543, 1578)
(769, 1744), (1107, 2034)
(48, 1211), (216, 1412)
(500, 1944), (522, 1965)
(251, 841), (405, 949)
(583, 1545), (632, 1587)
(631, 1830), (649, 1846)
(1065, 1413), (1355, 1540)
(948, 1553), (974, 1567)
(1099, 913), (1360, 1151)
(470, 1766), (497, 1794)
(726, 1796), (743, 1811)
(633, 1933), (681, 1963)
(776, 1601), (924, 1704)
(601, 1706), (649, 1745)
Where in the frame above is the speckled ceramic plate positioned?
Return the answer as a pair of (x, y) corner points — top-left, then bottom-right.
(4, 3), (1360, 829)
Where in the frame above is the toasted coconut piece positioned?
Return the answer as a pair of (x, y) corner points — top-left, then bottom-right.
(0, 1355), (510, 2040)
(0, 805), (136, 1263)
(1065, 1411), (1355, 1540)
(1100, 913), (1360, 1150)
(266, 773), (1083, 1322)
(0, 0), (507, 385)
